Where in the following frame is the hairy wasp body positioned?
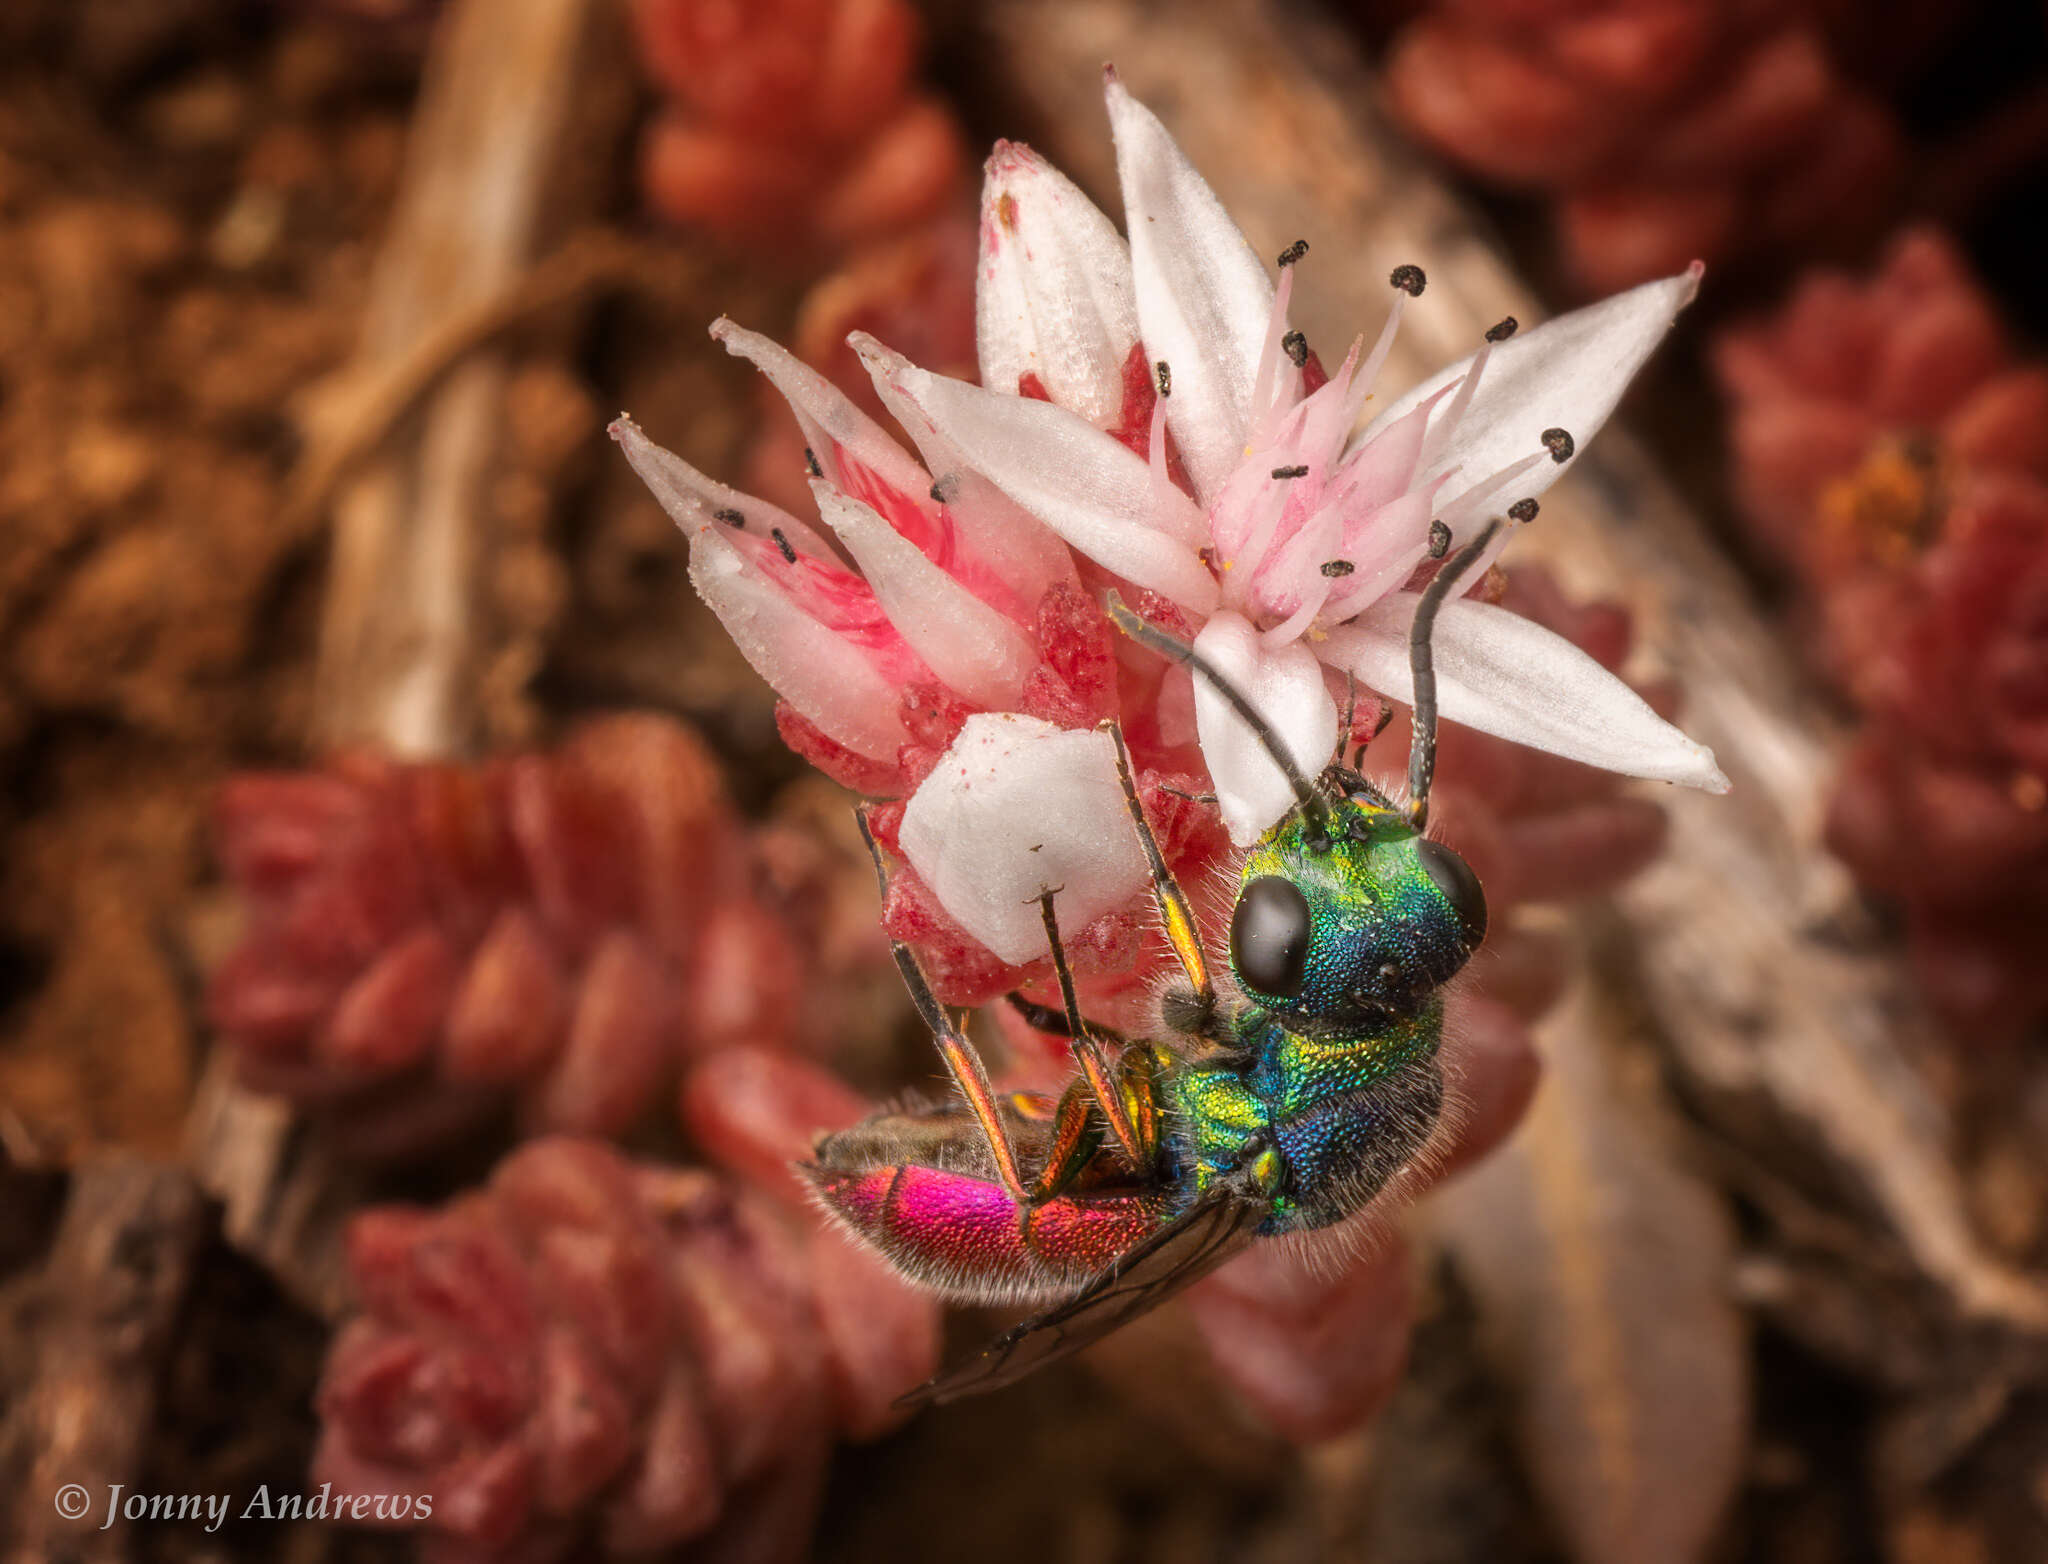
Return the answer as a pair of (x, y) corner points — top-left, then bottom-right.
(802, 532), (1499, 1406)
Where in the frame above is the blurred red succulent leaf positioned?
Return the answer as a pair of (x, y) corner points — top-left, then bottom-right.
(317, 1136), (914, 1562)
(1381, 0), (1909, 290)
(630, 0), (965, 256)
(208, 714), (885, 1153)
(1717, 229), (2048, 1042)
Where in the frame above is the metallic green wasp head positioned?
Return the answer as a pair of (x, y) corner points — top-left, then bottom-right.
(1227, 778), (1486, 1021)
(1107, 520), (1505, 1025)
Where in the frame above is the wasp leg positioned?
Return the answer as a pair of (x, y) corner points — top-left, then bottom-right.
(1025, 1076), (1106, 1203)
(1035, 891), (1161, 1170)
(856, 809), (1032, 1202)
(1003, 993), (1126, 1046)
(1100, 720), (1215, 1013)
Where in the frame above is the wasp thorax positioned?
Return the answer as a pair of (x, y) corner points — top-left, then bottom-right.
(1229, 799), (1487, 1019)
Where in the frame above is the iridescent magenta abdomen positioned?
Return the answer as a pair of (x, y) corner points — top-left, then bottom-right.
(807, 1153), (1174, 1304)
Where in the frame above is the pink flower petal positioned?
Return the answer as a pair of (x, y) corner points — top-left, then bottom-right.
(710, 317), (938, 537)
(687, 525), (908, 761)
(851, 333), (1077, 616)
(976, 140), (1141, 425)
(882, 361), (1217, 612)
(1335, 384), (1450, 511)
(810, 483), (1038, 709)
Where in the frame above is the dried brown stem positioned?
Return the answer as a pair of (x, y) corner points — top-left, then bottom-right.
(0, 1161), (206, 1564)
(308, 0), (619, 758)
(284, 229), (702, 552)
(186, 0), (630, 1314)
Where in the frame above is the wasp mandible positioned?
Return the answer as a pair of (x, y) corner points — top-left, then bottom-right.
(805, 520), (1503, 1406)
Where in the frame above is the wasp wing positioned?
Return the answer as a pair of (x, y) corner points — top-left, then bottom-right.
(900, 1184), (1269, 1407)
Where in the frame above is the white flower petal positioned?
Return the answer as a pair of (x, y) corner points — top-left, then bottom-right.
(1352, 266), (1702, 506)
(1252, 502), (1344, 639)
(884, 361), (1218, 613)
(976, 141), (1141, 425)
(711, 318), (937, 520)
(810, 483), (1038, 710)
(1192, 610), (1339, 844)
(687, 525), (906, 761)
(1322, 593), (1729, 791)
(1105, 73), (1275, 505)
(900, 714), (1150, 964)
(1320, 485), (1442, 623)
(850, 334), (1077, 613)
(1336, 386), (1448, 512)
(609, 415), (835, 561)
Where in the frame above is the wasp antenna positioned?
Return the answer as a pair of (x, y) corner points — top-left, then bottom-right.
(1406, 518), (1503, 832)
(1105, 591), (1330, 834)
(1335, 670), (1358, 768)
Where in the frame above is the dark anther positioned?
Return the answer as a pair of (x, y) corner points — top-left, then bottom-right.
(1320, 559), (1355, 578)
(1154, 359), (1172, 398)
(770, 527), (798, 564)
(712, 507), (745, 527)
(1541, 427), (1575, 463)
(929, 474), (959, 505)
(1282, 330), (1308, 367)
(1271, 464), (1309, 480)
(1485, 316), (1518, 342)
(1428, 519), (1451, 559)
(1507, 497), (1539, 524)
(1389, 263), (1426, 297)
(803, 447), (823, 478)
(1278, 239), (1309, 268)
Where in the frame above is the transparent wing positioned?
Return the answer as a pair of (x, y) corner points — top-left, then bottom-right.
(900, 1183), (1269, 1407)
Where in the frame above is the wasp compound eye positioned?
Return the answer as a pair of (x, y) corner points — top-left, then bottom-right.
(1416, 839), (1487, 948)
(1231, 876), (1313, 998)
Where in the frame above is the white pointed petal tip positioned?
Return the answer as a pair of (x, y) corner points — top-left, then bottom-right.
(976, 137), (1139, 424)
(1104, 68), (1275, 506)
(611, 411), (710, 530)
(899, 714), (1150, 964)
(1191, 612), (1339, 845)
(1326, 594), (1729, 795)
(609, 413), (836, 560)
(708, 318), (937, 510)
(1358, 265), (1705, 509)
